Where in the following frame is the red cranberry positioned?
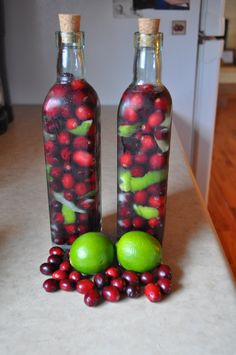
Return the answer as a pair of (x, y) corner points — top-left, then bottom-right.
(94, 273), (110, 289)
(148, 218), (160, 229)
(52, 270), (68, 280)
(147, 184), (161, 195)
(141, 135), (156, 151)
(71, 79), (86, 90)
(53, 236), (65, 245)
(49, 246), (64, 257)
(58, 131), (70, 145)
(148, 196), (165, 208)
(141, 123), (152, 133)
(123, 107), (138, 123)
(119, 152), (133, 168)
(47, 255), (63, 266)
(130, 93), (144, 109)
(59, 260), (71, 272)
(76, 279), (94, 294)
(64, 224), (77, 234)
(75, 182), (88, 196)
(51, 83), (68, 97)
(60, 104), (71, 118)
(157, 278), (172, 294)
(154, 128), (169, 140)
(118, 218), (132, 229)
(111, 278), (126, 292)
(134, 190), (148, 205)
(134, 153), (148, 164)
(73, 136), (89, 150)
(60, 147), (71, 161)
(54, 212), (64, 224)
(140, 83), (154, 92)
(62, 174), (75, 189)
(43, 278), (59, 292)
(72, 91), (86, 105)
(84, 289), (101, 307)
(153, 264), (172, 280)
(66, 117), (78, 130)
(148, 111), (164, 127)
(149, 153), (166, 169)
(44, 140), (55, 153)
(40, 262), (57, 275)
(122, 271), (139, 285)
(73, 151), (94, 167)
(132, 216), (145, 229)
(69, 271), (81, 282)
(59, 279), (75, 291)
(76, 105), (94, 120)
(126, 285), (142, 298)
(67, 235), (77, 245)
(144, 283), (162, 302)
(130, 166), (145, 177)
(119, 206), (132, 218)
(140, 272), (154, 285)
(105, 267), (120, 279)
(64, 191), (76, 201)
(154, 97), (168, 111)
(50, 167), (63, 179)
(102, 286), (120, 302)
(78, 225), (89, 235)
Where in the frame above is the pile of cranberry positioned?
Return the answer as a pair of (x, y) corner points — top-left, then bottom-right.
(40, 246), (172, 307)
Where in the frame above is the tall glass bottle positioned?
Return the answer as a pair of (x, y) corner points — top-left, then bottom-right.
(42, 15), (101, 246)
(117, 19), (172, 243)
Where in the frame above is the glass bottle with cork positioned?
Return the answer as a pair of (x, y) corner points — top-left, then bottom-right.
(117, 18), (172, 243)
(42, 14), (101, 246)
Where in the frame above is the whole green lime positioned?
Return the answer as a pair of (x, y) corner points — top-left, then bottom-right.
(70, 232), (114, 275)
(116, 231), (162, 272)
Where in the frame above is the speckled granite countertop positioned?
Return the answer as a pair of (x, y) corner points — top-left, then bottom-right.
(0, 106), (235, 355)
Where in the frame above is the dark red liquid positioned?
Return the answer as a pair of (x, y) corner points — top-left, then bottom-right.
(42, 75), (101, 246)
(117, 83), (172, 243)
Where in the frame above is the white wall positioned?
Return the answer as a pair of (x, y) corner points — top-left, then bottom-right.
(4, 0), (200, 113)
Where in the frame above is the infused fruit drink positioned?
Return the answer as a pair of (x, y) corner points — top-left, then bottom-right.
(117, 19), (172, 243)
(42, 15), (101, 245)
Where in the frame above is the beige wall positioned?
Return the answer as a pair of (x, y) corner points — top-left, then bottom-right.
(225, 0), (236, 49)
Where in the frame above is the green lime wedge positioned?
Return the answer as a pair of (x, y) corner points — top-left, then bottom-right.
(46, 164), (52, 182)
(160, 116), (171, 128)
(155, 139), (169, 153)
(62, 204), (76, 224)
(118, 124), (139, 137)
(53, 192), (85, 213)
(69, 120), (92, 136)
(133, 204), (159, 219)
(119, 169), (167, 192)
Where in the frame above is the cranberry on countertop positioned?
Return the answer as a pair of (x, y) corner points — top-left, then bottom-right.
(40, 262), (57, 276)
(122, 271), (139, 285)
(144, 283), (162, 302)
(84, 289), (101, 307)
(43, 279), (60, 293)
(126, 285), (142, 298)
(102, 286), (120, 302)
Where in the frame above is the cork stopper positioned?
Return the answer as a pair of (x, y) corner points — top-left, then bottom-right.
(138, 18), (160, 34)
(58, 14), (81, 33)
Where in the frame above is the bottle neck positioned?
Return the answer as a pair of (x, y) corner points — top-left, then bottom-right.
(56, 32), (85, 82)
(132, 32), (162, 86)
